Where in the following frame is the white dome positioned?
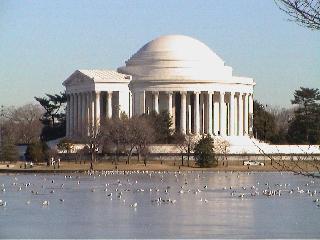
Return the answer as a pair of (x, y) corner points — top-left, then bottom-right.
(118, 35), (232, 82)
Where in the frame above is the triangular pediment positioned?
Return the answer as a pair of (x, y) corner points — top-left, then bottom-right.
(63, 69), (131, 87)
(63, 70), (94, 86)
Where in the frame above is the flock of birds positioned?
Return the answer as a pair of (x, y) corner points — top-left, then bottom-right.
(0, 170), (319, 210)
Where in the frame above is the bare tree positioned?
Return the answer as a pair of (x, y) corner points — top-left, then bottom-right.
(174, 132), (186, 166)
(81, 121), (104, 170)
(1, 104), (43, 144)
(102, 118), (127, 165)
(11, 104), (43, 144)
(101, 115), (155, 165)
(275, 0), (320, 30)
(133, 117), (155, 164)
(270, 106), (295, 135)
(174, 132), (197, 167)
(212, 137), (230, 165)
(125, 117), (141, 164)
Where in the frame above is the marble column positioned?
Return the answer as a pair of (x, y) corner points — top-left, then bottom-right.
(73, 93), (78, 137)
(129, 92), (133, 118)
(135, 91), (145, 115)
(77, 93), (82, 136)
(200, 93), (204, 133)
(70, 94), (75, 137)
(142, 91), (146, 115)
(194, 91), (200, 134)
(249, 93), (254, 135)
(86, 92), (90, 136)
(238, 93), (244, 136)
(213, 93), (219, 135)
(153, 91), (159, 114)
(107, 91), (113, 119)
(187, 94), (192, 134)
(203, 93), (208, 134)
(180, 91), (187, 134)
(219, 91), (226, 136)
(207, 92), (213, 135)
(132, 91), (136, 116)
(90, 91), (95, 135)
(66, 94), (70, 138)
(94, 91), (101, 132)
(167, 91), (174, 130)
(81, 92), (86, 137)
(167, 91), (173, 116)
(243, 93), (248, 135)
(229, 92), (235, 136)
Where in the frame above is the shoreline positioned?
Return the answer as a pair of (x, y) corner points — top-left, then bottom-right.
(0, 160), (318, 174)
(0, 167), (281, 174)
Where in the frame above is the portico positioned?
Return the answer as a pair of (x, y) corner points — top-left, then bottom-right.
(63, 70), (131, 138)
(128, 90), (253, 136)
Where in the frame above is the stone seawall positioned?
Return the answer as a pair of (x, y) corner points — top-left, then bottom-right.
(72, 152), (320, 163)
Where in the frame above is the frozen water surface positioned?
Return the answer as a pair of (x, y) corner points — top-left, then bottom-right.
(0, 171), (319, 238)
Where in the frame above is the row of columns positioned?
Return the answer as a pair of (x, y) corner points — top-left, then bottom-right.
(66, 91), (113, 138)
(188, 91), (253, 136)
(140, 90), (253, 136)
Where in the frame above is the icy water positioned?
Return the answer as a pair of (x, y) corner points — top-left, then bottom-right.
(0, 171), (319, 239)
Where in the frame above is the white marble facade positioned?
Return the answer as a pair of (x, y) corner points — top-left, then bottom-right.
(63, 35), (255, 139)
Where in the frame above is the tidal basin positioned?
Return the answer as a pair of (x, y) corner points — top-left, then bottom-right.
(0, 171), (319, 238)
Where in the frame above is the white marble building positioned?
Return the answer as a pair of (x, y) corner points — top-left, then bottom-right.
(63, 35), (255, 139)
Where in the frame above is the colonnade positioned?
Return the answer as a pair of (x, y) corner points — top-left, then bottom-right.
(66, 90), (253, 138)
(132, 90), (253, 136)
(66, 91), (114, 138)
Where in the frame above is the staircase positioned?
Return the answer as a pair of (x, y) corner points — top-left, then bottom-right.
(222, 136), (320, 154)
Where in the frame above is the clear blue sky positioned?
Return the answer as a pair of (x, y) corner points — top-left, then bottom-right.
(0, 0), (319, 108)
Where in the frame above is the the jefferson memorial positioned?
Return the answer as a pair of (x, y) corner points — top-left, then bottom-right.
(62, 34), (320, 154)
(63, 35), (254, 140)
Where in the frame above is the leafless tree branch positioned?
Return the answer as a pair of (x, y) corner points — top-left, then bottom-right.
(275, 0), (320, 30)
